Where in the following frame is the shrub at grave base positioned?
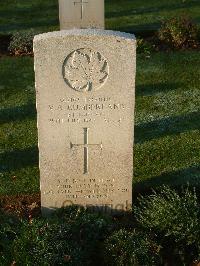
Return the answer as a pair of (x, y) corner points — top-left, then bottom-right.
(137, 38), (154, 56)
(12, 206), (112, 265)
(103, 229), (160, 266)
(9, 29), (40, 56)
(1, 190), (200, 265)
(158, 15), (199, 49)
(134, 186), (200, 264)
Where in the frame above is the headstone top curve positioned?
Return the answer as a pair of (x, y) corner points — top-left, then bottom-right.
(33, 29), (136, 43)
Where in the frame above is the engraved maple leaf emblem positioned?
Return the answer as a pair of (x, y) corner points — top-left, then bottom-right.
(63, 48), (109, 92)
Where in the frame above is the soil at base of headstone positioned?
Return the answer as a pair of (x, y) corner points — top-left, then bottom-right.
(0, 193), (41, 219)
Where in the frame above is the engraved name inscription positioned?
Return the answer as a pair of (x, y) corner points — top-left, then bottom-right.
(48, 97), (125, 124)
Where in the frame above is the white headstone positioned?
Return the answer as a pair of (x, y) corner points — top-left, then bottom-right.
(59, 0), (104, 29)
(34, 29), (136, 216)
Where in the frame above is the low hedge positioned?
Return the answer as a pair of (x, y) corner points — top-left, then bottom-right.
(1, 186), (200, 265)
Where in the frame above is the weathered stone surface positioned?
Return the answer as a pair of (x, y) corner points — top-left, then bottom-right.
(34, 29), (136, 216)
(59, 0), (104, 30)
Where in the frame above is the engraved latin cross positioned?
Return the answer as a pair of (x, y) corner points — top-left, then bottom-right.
(70, 128), (102, 174)
(74, 0), (89, 19)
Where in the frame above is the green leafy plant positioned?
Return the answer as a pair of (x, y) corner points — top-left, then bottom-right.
(12, 206), (112, 265)
(104, 229), (160, 266)
(137, 38), (154, 56)
(134, 186), (200, 264)
(0, 211), (20, 265)
(8, 29), (39, 55)
(158, 15), (199, 49)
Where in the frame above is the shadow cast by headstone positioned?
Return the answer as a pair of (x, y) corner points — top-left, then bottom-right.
(136, 82), (183, 97)
(107, 22), (159, 34)
(0, 103), (36, 125)
(0, 2), (59, 33)
(135, 111), (200, 144)
(0, 35), (11, 53)
(0, 146), (38, 173)
(106, 1), (200, 19)
(42, 202), (132, 217)
(133, 165), (200, 199)
(0, 19), (58, 33)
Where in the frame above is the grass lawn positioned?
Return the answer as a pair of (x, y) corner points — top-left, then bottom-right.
(0, 0), (199, 34)
(0, 51), (199, 196)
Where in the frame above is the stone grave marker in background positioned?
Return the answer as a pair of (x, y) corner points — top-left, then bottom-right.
(59, 0), (104, 29)
(34, 29), (136, 216)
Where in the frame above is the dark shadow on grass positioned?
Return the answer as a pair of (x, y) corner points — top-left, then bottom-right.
(0, 146), (38, 172)
(106, 0), (200, 19)
(135, 111), (200, 144)
(0, 5), (57, 18)
(0, 103), (36, 125)
(133, 165), (200, 198)
(0, 35), (11, 53)
(0, 2), (59, 33)
(42, 203), (131, 217)
(0, 19), (58, 33)
(136, 82), (183, 97)
(107, 22), (159, 34)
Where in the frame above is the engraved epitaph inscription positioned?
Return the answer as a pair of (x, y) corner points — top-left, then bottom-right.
(63, 48), (109, 92)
